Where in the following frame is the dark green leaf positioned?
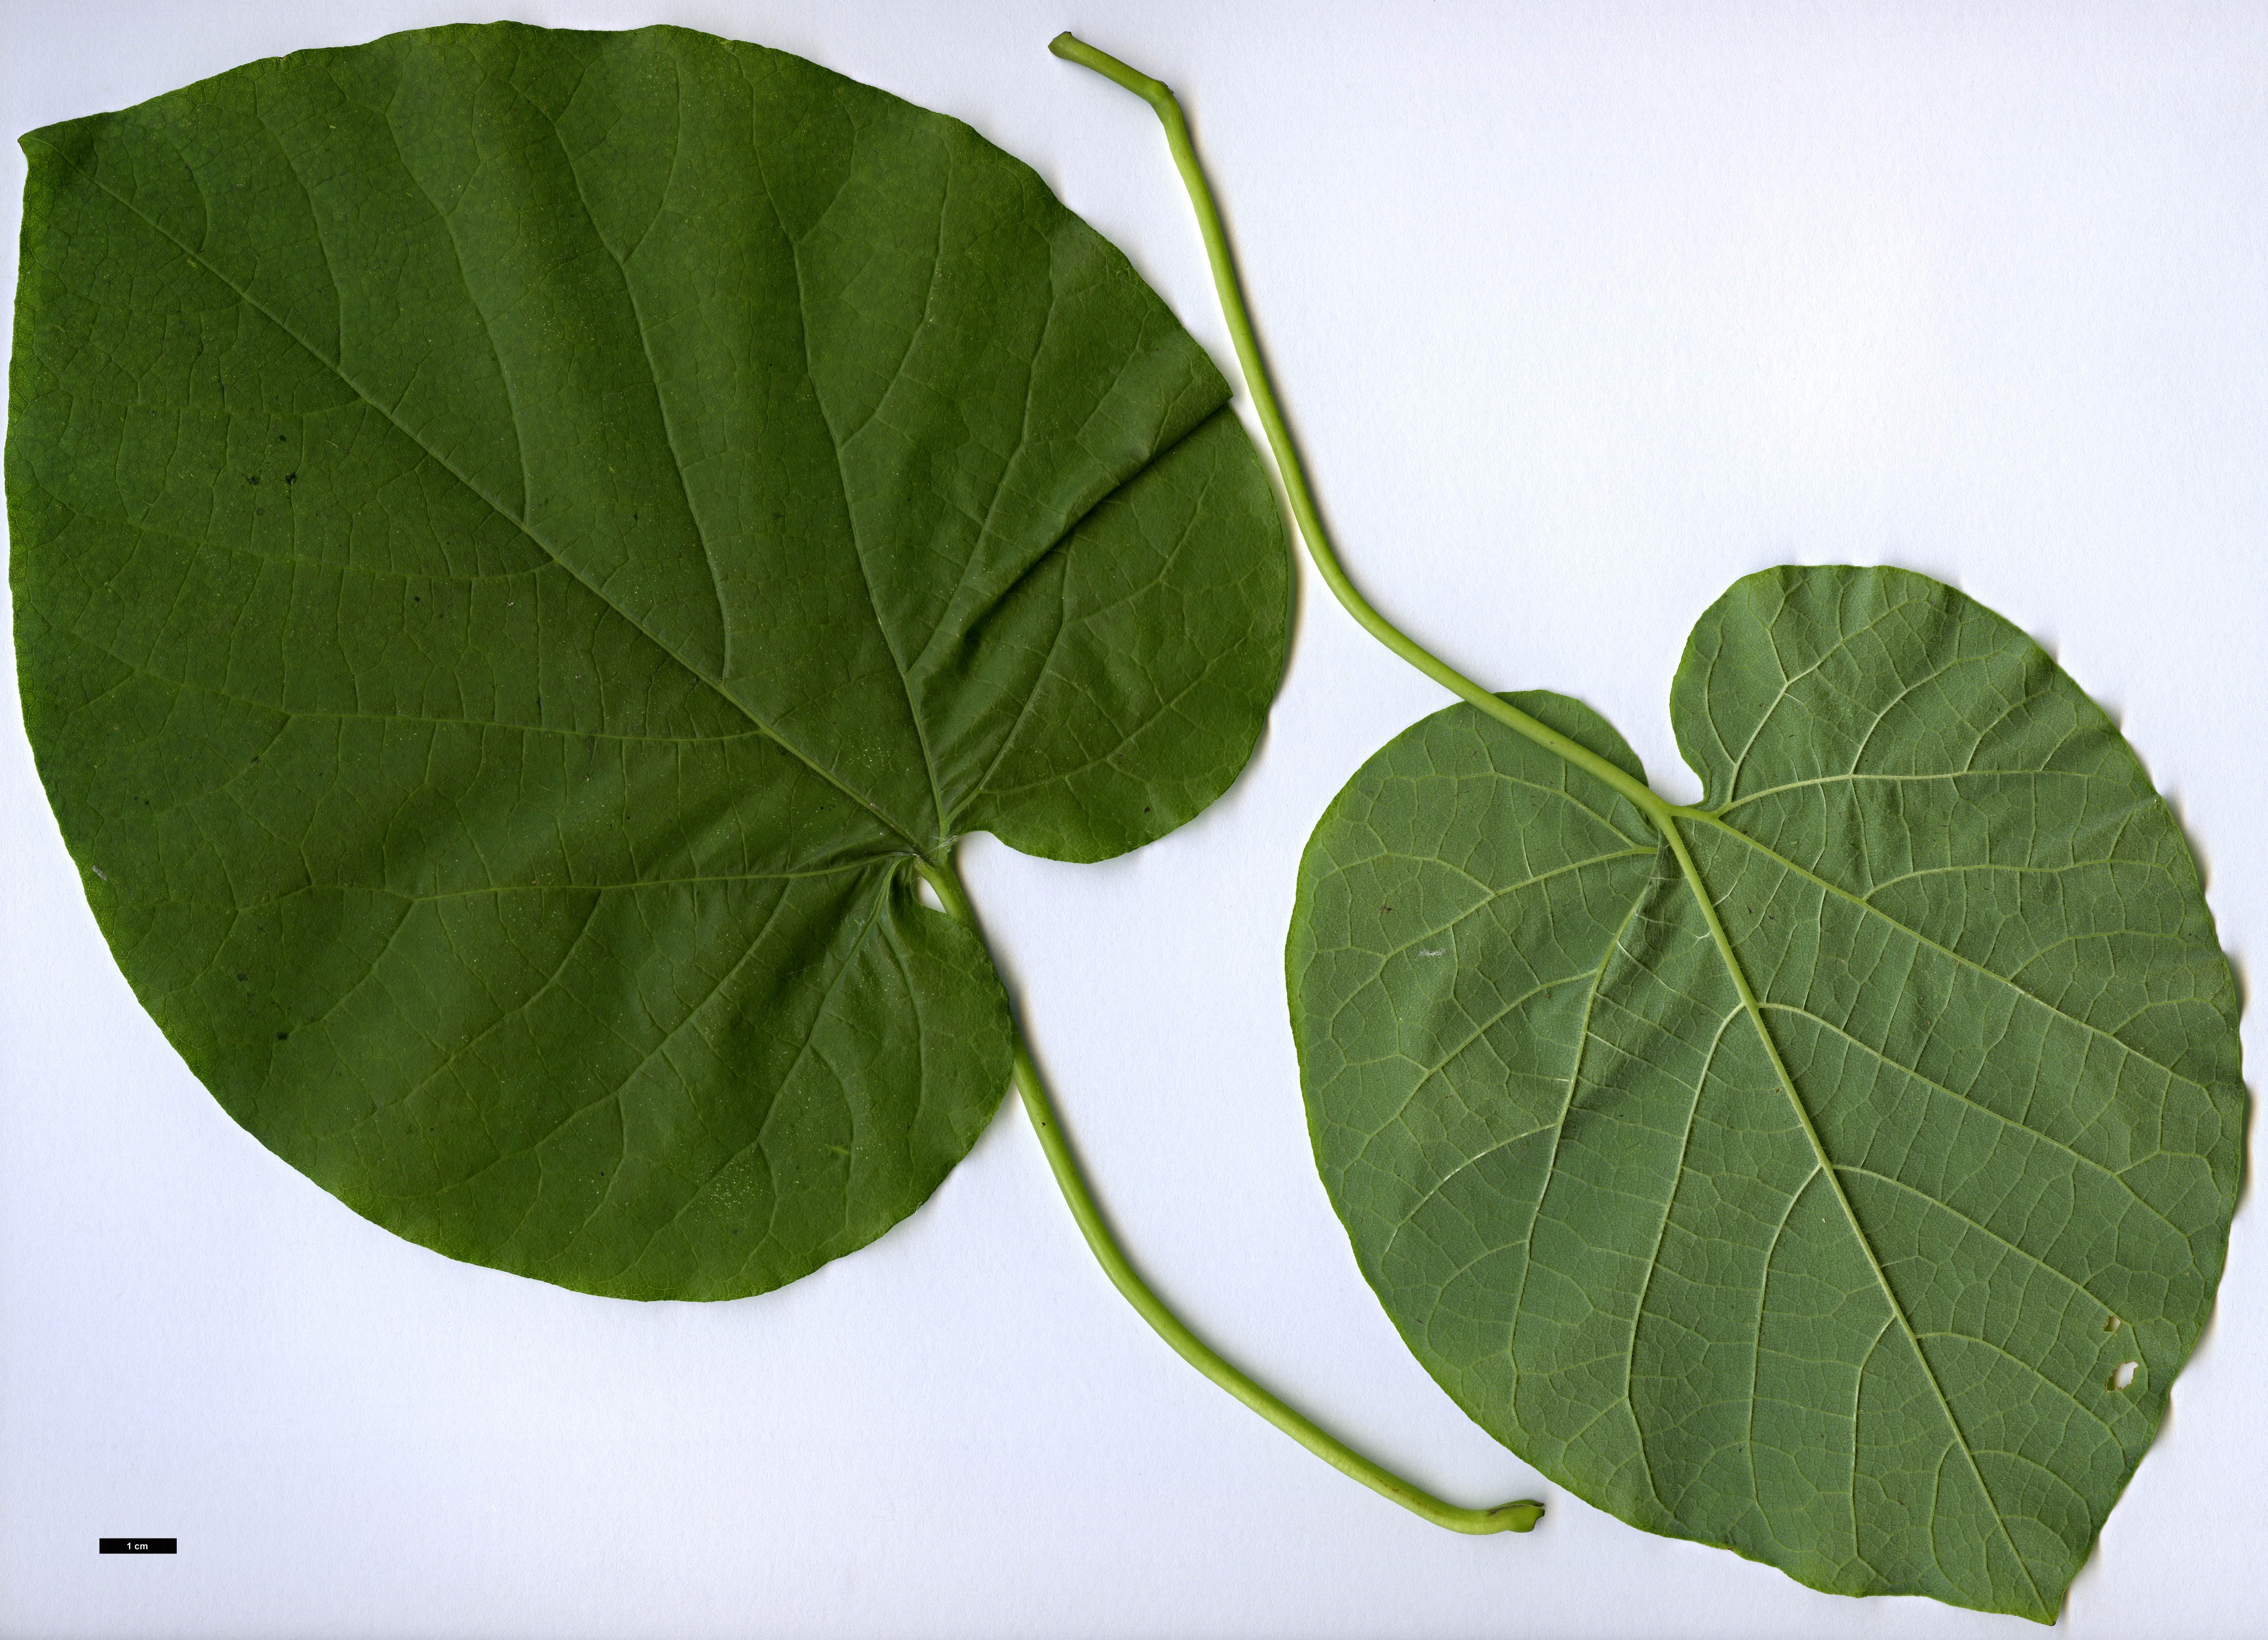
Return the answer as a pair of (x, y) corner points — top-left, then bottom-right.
(1289, 565), (2241, 1620)
(9, 21), (1288, 1299)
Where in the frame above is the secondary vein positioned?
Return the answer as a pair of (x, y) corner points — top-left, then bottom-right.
(1661, 816), (2048, 1614)
(36, 137), (927, 854)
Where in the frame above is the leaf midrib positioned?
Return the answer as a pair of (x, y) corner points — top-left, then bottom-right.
(31, 135), (929, 858)
(1451, 708), (2058, 1609)
(1655, 809), (2050, 1616)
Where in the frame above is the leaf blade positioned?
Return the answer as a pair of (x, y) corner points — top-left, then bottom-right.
(1290, 567), (2241, 1618)
(9, 21), (1289, 1297)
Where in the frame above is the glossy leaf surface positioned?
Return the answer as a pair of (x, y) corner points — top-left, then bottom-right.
(1289, 566), (2242, 1619)
(9, 22), (1288, 1298)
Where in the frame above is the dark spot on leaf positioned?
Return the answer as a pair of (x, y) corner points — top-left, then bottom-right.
(277, 433), (286, 442)
(246, 474), (259, 485)
(275, 1031), (289, 1041)
(286, 472), (296, 484)
(236, 974), (246, 982)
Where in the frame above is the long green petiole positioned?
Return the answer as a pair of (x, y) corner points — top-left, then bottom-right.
(1045, 33), (1680, 822)
(1048, 36), (1739, 903)
(916, 850), (1543, 1536)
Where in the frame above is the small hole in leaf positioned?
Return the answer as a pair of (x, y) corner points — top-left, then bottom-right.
(2105, 1314), (2121, 1333)
(2109, 1360), (2138, 1391)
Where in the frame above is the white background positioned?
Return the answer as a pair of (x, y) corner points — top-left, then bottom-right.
(3, 2), (2264, 1635)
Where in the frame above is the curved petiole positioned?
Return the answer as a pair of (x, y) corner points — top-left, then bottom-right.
(917, 850), (1542, 1536)
(1047, 31), (1676, 833)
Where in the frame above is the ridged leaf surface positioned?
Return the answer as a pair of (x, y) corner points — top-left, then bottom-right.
(9, 22), (1289, 1299)
(1289, 566), (2241, 1620)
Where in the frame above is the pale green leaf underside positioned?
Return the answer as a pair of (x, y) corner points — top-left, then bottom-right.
(9, 22), (1288, 1298)
(1289, 567), (2242, 1620)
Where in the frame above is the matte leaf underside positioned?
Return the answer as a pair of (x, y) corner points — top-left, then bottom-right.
(1289, 567), (2242, 1619)
(9, 22), (1289, 1298)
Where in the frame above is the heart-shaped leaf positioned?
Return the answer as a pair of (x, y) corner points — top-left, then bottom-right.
(1288, 565), (2242, 1620)
(9, 22), (1288, 1299)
